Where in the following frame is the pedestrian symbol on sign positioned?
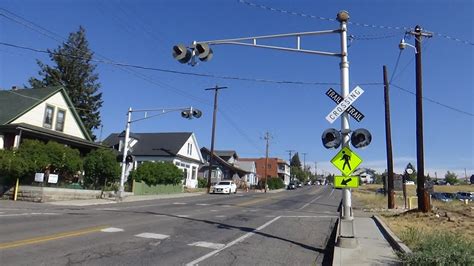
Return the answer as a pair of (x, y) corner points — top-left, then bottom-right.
(331, 147), (362, 176)
(341, 151), (351, 171)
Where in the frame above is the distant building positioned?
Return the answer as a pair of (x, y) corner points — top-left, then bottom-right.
(239, 157), (290, 185)
(352, 168), (376, 184)
(103, 132), (204, 188)
(198, 148), (248, 185)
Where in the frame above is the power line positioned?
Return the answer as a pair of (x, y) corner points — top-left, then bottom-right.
(391, 84), (473, 117)
(0, 8), (269, 156)
(0, 41), (383, 87)
(238, 0), (473, 46)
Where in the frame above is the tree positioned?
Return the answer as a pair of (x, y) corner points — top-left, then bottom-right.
(29, 26), (102, 140)
(290, 153), (302, 168)
(0, 149), (29, 184)
(129, 161), (183, 186)
(444, 171), (458, 185)
(83, 148), (121, 189)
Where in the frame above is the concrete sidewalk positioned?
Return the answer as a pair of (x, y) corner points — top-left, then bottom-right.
(333, 213), (401, 265)
(46, 192), (205, 206)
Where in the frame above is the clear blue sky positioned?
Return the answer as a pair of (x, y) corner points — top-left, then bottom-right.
(1, 0), (472, 178)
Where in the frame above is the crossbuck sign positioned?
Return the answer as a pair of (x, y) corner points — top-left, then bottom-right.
(325, 86), (364, 124)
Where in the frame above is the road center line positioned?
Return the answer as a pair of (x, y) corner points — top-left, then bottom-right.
(0, 225), (108, 250)
(298, 195), (323, 210)
(0, 212), (60, 217)
(186, 216), (281, 266)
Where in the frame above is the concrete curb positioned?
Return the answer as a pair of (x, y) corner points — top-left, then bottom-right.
(372, 215), (412, 254)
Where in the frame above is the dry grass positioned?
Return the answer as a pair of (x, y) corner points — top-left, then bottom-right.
(352, 184), (474, 245)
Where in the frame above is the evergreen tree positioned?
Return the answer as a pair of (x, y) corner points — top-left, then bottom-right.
(290, 153), (302, 168)
(29, 26), (102, 140)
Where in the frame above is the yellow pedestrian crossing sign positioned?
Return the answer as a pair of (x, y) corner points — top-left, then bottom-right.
(334, 176), (359, 188)
(331, 147), (362, 176)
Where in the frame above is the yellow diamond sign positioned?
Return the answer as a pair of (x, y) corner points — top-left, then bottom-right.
(334, 176), (359, 188)
(331, 147), (362, 176)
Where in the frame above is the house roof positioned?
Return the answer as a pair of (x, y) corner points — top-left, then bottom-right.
(236, 161), (256, 173)
(0, 86), (92, 141)
(103, 132), (193, 157)
(201, 147), (249, 176)
(0, 123), (103, 150)
(0, 87), (59, 124)
(214, 150), (238, 160)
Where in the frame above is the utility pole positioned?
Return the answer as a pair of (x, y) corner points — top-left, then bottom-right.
(286, 150), (295, 183)
(408, 26), (432, 213)
(302, 152), (307, 173)
(264, 132), (271, 193)
(205, 85), (228, 194)
(383, 65), (395, 209)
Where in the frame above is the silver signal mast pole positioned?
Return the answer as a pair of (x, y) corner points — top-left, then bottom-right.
(337, 12), (353, 221)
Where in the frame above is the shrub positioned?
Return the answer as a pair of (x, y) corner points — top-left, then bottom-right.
(267, 177), (285, 190)
(399, 227), (474, 265)
(83, 148), (121, 189)
(197, 178), (208, 188)
(129, 161), (183, 186)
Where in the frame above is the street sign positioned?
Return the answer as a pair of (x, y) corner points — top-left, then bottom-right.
(325, 86), (364, 124)
(334, 176), (359, 188)
(331, 146), (362, 176)
(326, 88), (365, 122)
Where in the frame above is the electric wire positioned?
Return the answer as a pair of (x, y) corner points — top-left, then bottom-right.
(0, 41), (383, 87)
(0, 8), (267, 151)
(391, 84), (473, 117)
(238, 0), (473, 46)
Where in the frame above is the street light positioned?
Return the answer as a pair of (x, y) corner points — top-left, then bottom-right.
(117, 106), (202, 200)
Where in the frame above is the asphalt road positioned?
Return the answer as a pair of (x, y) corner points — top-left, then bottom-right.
(0, 185), (341, 266)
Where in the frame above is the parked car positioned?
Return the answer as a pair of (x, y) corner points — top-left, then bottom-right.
(212, 181), (237, 194)
(297, 182), (303, 188)
(405, 181), (415, 185)
(287, 182), (297, 190)
(443, 192), (456, 200)
(431, 192), (452, 202)
(456, 192), (473, 201)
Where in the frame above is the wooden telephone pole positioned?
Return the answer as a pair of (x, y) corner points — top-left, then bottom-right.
(383, 65), (395, 209)
(263, 132), (272, 193)
(205, 85), (228, 194)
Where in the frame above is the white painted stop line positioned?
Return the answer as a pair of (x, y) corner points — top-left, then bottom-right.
(188, 241), (225, 250)
(135, 233), (170, 239)
(101, 227), (124, 233)
(326, 86), (364, 124)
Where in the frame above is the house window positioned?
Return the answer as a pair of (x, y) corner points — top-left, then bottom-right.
(187, 143), (193, 156)
(55, 109), (66, 132)
(192, 166), (197, 180)
(43, 105), (54, 129)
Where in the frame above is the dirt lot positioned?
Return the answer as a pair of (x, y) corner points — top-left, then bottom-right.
(352, 184), (474, 243)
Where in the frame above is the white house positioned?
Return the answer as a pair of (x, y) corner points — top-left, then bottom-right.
(236, 160), (257, 186)
(103, 132), (205, 188)
(0, 86), (99, 153)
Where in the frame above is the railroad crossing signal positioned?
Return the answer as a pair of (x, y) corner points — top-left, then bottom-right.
(325, 86), (364, 124)
(330, 147), (362, 176)
(326, 88), (365, 122)
(334, 176), (359, 188)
